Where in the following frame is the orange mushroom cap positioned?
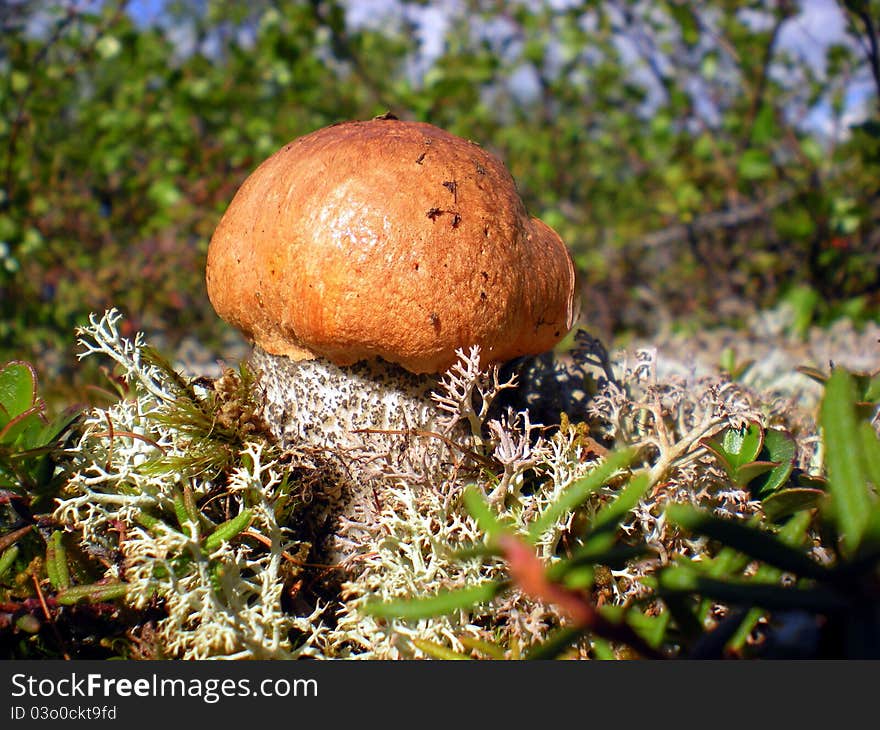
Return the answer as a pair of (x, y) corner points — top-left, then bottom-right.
(206, 118), (579, 374)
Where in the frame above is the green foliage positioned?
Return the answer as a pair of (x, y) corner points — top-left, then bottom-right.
(702, 422), (796, 498)
(1, 0), (879, 660)
(365, 365), (880, 659)
(1, 1), (879, 397)
(139, 350), (270, 480)
(0, 360), (80, 507)
(0, 324), (309, 658)
(657, 367), (880, 658)
(365, 458), (664, 659)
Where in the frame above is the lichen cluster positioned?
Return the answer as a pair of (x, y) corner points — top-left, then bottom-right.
(54, 311), (324, 659)
(51, 309), (825, 659)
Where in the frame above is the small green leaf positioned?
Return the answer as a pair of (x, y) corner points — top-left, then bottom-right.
(734, 460), (777, 487)
(16, 615), (40, 634)
(762, 488), (824, 522)
(628, 609), (670, 649)
(590, 471), (652, 534)
(751, 104), (778, 146)
(457, 635), (507, 660)
(750, 429), (797, 496)
(562, 565), (594, 589)
(859, 421), (880, 488)
(462, 485), (507, 540)
(172, 490), (191, 536)
(0, 545), (19, 578)
(666, 503), (830, 580)
(203, 508), (253, 553)
(724, 423), (764, 467)
(0, 407), (45, 447)
(703, 423), (767, 484)
(410, 639), (471, 660)
(528, 447), (636, 540)
(787, 286), (820, 339)
(821, 369), (872, 555)
(56, 582), (127, 605)
(45, 530), (69, 590)
(0, 361), (38, 427)
(363, 580), (505, 619)
(658, 567), (847, 612)
(589, 637), (617, 660)
(738, 149), (774, 180)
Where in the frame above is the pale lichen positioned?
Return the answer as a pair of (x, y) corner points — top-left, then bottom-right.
(55, 311), (324, 659)
(52, 309), (828, 659)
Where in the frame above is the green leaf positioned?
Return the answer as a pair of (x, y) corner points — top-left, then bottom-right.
(203, 509), (253, 553)
(734, 460), (777, 487)
(820, 369), (872, 555)
(751, 104), (777, 146)
(457, 635), (506, 660)
(859, 421), (880, 488)
(738, 149), (774, 180)
(45, 530), (70, 590)
(589, 637), (617, 660)
(621, 607), (669, 649)
(658, 567), (847, 612)
(363, 580), (506, 620)
(726, 510), (813, 651)
(410, 639), (471, 660)
(787, 287), (821, 339)
(528, 447), (637, 540)
(773, 206), (816, 240)
(462, 485), (507, 540)
(0, 361), (38, 428)
(665, 503), (831, 580)
(0, 545), (19, 578)
(762, 488), (824, 522)
(750, 429), (797, 496)
(703, 423), (765, 482)
(56, 581), (127, 605)
(0, 407), (45, 447)
(724, 422), (764, 467)
(590, 471), (652, 534)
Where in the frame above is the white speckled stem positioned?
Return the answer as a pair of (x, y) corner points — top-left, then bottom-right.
(250, 347), (441, 453)
(249, 347), (450, 565)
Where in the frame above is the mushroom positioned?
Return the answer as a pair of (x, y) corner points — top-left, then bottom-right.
(206, 117), (579, 549)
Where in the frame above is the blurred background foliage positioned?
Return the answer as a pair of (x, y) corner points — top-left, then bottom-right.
(1, 0), (878, 401)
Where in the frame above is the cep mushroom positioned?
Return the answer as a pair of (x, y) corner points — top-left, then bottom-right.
(206, 116), (578, 467)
